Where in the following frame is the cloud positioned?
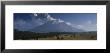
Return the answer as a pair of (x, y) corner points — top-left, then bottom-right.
(33, 13), (38, 16)
(47, 14), (57, 21)
(37, 13), (65, 23)
(35, 13), (97, 31)
(75, 25), (84, 30)
(33, 13), (57, 22)
(33, 13), (75, 26)
(75, 23), (97, 31)
(77, 25), (83, 28)
(15, 13), (78, 31)
(87, 20), (92, 24)
(58, 19), (64, 23)
(66, 22), (71, 25)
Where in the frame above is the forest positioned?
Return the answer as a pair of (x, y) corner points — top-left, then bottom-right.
(14, 29), (97, 40)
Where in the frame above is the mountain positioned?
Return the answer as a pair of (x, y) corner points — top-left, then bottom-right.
(30, 20), (84, 33)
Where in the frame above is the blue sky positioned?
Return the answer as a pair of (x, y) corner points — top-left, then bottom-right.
(49, 13), (96, 25)
(14, 13), (97, 31)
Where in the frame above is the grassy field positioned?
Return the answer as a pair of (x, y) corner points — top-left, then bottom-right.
(37, 34), (97, 40)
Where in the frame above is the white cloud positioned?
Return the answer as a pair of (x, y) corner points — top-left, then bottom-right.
(76, 23), (97, 31)
(46, 13), (57, 21)
(66, 22), (71, 25)
(46, 14), (65, 23)
(50, 17), (57, 20)
(33, 13), (97, 31)
(77, 25), (83, 28)
(58, 19), (64, 23)
(33, 13), (38, 16)
(33, 13), (65, 24)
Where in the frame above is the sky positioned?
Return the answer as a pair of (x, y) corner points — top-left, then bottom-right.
(14, 13), (97, 31)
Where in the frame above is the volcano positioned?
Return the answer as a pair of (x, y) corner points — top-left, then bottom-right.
(30, 19), (84, 33)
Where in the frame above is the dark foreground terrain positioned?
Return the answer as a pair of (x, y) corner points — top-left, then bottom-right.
(14, 29), (97, 40)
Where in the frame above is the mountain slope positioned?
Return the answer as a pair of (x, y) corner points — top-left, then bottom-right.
(30, 20), (84, 33)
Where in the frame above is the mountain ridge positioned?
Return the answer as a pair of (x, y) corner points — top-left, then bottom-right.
(30, 20), (85, 33)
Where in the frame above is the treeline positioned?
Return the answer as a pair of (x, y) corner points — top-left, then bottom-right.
(14, 29), (97, 40)
(14, 29), (38, 40)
